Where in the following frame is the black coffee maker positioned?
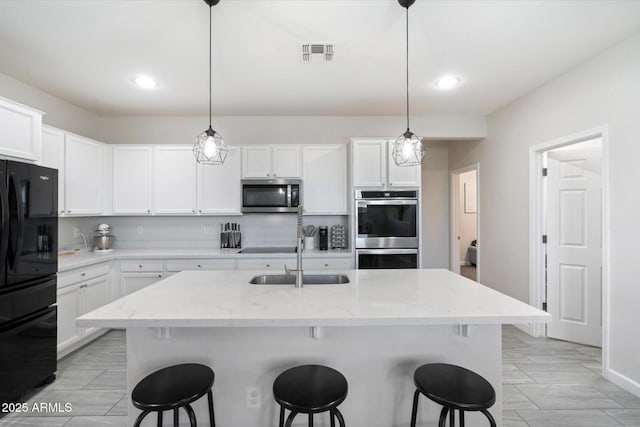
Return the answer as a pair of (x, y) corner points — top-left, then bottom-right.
(319, 226), (329, 250)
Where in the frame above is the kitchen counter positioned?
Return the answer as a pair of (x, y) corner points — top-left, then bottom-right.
(58, 247), (353, 272)
(77, 269), (547, 427)
(77, 269), (548, 328)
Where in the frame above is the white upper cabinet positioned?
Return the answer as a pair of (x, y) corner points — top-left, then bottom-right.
(113, 145), (153, 214)
(303, 145), (348, 214)
(64, 134), (103, 215)
(198, 146), (242, 215)
(153, 146), (197, 214)
(387, 141), (421, 187)
(351, 138), (420, 188)
(351, 139), (386, 187)
(0, 96), (42, 161)
(242, 145), (301, 178)
(40, 126), (65, 215)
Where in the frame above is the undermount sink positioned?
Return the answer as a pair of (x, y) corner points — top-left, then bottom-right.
(250, 274), (350, 285)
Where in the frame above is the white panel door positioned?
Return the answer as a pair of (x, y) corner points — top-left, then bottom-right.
(64, 134), (103, 215)
(153, 146), (197, 214)
(303, 145), (347, 214)
(56, 285), (81, 351)
(198, 147), (242, 214)
(0, 97), (42, 161)
(113, 146), (153, 214)
(352, 140), (386, 187)
(81, 275), (110, 337)
(242, 146), (271, 178)
(546, 139), (602, 347)
(272, 145), (302, 178)
(387, 140), (421, 187)
(40, 126), (66, 215)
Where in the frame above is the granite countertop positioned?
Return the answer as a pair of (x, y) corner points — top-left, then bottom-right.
(58, 247), (354, 271)
(77, 268), (550, 328)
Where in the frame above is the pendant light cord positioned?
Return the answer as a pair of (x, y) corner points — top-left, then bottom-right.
(405, 6), (410, 132)
(209, 4), (212, 129)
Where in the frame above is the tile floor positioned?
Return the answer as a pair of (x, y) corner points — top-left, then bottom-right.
(1, 326), (640, 426)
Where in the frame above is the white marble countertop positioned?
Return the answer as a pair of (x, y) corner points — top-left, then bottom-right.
(58, 247), (353, 272)
(77, 269), (550, 328)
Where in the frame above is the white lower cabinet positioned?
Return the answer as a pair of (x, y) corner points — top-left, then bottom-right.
(237, 258), (296, 270)
(165, 259), (235, 274)
(57, 263), (111, 355)
(120, 260), (165, 295)
(303, 257), (353, 270)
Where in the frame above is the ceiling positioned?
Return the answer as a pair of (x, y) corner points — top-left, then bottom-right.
(0, 0), (639, 117)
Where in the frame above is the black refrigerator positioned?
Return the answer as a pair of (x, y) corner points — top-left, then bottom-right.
(0, 160), (58, 405)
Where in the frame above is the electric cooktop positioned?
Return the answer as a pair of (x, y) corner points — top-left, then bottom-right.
(237, 247), (296, 254)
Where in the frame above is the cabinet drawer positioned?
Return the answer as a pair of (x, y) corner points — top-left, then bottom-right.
(165, 259), (235, 272)
(237, 258), (295, 271)
(58, 262), (111, 288)
(304, 258), (353, 270)
(120, 261), (164, 273)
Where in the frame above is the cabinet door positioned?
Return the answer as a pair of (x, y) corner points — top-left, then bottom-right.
(0, 97), (42, 161)
(121, 273), (164, 295)
(387, 140), (421, 187)
(198, 147), (242, 214)
(272, 145), (301, 178)
(242, 146), (271, 178)
(113, 145), (153, 214)
(56, 285), (81, 351)
(352, 140), (386, 187)
(303, 145), (347, 214)
(153, 146), (197, 214)
(40, 126), (66, 215)
(81, 275), (110, 337)
(65, 134), (103, 215)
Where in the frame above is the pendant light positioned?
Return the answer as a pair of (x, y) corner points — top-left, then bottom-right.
(194, 0), (228, 165)
(391, 0), (425, 167)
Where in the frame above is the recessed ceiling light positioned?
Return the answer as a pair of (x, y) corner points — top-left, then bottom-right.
(134, 75), (158, 89)
(435, 76), (461, 90)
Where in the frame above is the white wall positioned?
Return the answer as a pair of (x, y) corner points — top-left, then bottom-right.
(458, 170), (477, 264)
(420, 142), (450, 268)
(0, 71), (99, 138)
(448, 33), (640, 395)
(95, 115), (486, 145)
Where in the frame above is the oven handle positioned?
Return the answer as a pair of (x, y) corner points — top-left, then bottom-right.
(357, 249), (419, 255)
(358, 199), (417, 206)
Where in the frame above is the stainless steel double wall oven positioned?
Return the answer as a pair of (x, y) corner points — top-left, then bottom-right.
(355, 190), (419, 269)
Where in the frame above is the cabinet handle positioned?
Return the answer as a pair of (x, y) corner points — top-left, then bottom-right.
(192, 209), (196, 213)
(199, 210), (202, 213)
(197, 264), (201, 268)
(158, 274), (162, 278)
(267, 173), (270, 177)
(147, 209), (151, 213)
(266, 264), (270, 267)
(139, 265), (143, 268)
(273, 173), (277, 177)
(67, 210), (71, 213)
(324, 264), (329, 267)
(81, 273), (86, 276)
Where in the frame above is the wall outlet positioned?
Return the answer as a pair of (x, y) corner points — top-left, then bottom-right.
(203, 225), (210, 235)
(136, 225), (144, 235)
(246, 386), (261, 409)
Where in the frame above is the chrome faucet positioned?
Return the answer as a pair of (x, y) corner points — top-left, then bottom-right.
(285, 205), (304, 287)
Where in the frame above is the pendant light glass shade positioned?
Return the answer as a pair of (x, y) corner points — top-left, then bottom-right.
(194, 0), (227, 165)
(392, 0), (425, 167)
(194, 126), (228, 165)
(392, 129), (425, 166)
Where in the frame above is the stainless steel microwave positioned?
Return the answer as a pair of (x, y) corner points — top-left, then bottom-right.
(241, 179), (302, 213)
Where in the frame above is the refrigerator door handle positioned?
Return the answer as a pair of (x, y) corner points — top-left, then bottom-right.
(0, 172), (8, 266)
(8, 173), (23, 270)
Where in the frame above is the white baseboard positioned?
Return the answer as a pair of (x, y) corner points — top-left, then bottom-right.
(605, 367), (640, 399)
(57, 328), (110, 360)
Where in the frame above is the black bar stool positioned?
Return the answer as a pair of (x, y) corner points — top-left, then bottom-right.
(273, 364), (348, 427)
(410, 363), (496, 427)
(132, 363), (216, 427)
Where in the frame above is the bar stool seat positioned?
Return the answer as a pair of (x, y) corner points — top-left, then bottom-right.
(132, 363), (215, 427)
(411, 363), (496, 427)
(273, 364), (347, 427)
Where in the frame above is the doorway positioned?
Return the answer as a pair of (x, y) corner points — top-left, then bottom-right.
(450, 164), (479, 281)
(530, 127), (610, 355)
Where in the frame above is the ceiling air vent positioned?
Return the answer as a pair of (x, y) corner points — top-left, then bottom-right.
(301, 44), (334, 62)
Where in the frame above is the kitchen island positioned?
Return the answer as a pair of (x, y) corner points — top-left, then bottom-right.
(77, 269), (549, 427)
